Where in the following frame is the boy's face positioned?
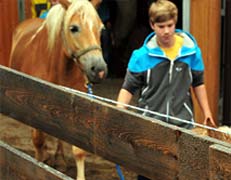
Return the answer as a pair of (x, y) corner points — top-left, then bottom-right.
(150, 19), (176, 48)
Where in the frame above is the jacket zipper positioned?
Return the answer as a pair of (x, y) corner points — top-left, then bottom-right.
(165, 59), (174, 122)
(169, 60), (174, 83)
(148, 51), (196, 123)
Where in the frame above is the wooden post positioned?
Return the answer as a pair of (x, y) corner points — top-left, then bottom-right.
(190, 0), (221, 124)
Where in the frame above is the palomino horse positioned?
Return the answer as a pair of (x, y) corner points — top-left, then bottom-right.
(9, 0), (107, 179)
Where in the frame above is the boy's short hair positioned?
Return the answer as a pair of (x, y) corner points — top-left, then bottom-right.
(149, 0), (178, 24)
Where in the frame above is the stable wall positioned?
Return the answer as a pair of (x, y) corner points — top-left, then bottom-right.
(190, 0), (221, 124)
(0, 0), (31, 66)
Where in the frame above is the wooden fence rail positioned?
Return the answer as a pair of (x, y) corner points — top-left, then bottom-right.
(0, 140), (74, 180)
(0, 65), (231, 180)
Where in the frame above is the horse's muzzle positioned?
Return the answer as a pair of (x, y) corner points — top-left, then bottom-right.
(88, 65), (108, 83)
(84, 58), (107, 83)
(79, 53), (108, 83)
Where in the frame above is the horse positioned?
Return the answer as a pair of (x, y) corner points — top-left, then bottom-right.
(9, 0), (107, 179)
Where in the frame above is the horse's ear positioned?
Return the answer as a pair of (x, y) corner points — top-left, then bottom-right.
(58, 0), (71, 9)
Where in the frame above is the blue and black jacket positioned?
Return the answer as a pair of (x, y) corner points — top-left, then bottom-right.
(122, 29), (204, 129)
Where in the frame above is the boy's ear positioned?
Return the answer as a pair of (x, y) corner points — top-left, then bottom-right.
(149, 21), (155, 31)
(59, 0), (71, 9)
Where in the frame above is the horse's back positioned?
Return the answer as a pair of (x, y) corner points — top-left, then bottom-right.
(14, 18), (43, 35)
(9, 18), (46, 74)
(11, 18), (43, 51)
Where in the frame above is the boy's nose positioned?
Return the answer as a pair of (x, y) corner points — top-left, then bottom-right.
(164, 27), (169, 34)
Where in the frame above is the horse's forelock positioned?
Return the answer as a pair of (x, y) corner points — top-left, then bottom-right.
(44, 0), (100, 52)
(64, 0), (99, 32)
(45, 4), (66, 50)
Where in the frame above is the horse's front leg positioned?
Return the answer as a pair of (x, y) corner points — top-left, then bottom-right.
(72, 146), (86, 180)
(54, 139), (67, 172)
(32, 128), (49, 162)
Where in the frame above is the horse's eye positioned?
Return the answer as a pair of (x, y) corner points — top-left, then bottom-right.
(69, 25), (80, 33)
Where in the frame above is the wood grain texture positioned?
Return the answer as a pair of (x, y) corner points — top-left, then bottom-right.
(0, 140), (74, 180)
(0, 66), (179, 179)
(209, 144), (231, 180)
(0, 66), (231, 179)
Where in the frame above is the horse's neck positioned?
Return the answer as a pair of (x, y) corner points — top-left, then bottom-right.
(43, 41), (86, 91)
(58, 54), (87, 92)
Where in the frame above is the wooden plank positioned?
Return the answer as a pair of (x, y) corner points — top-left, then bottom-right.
(24, 0), (32, 19)
(0, 66), (179, 179)
(0, 66), (231, 179)
(209, 144), (231, 180)
(0, 0), (19, 66)
(178, 131), (212, 180)
(0, 140), (74, 180)
(178, 130), (231, 180)
(190, 0), (220, 124)
(0, 0), (32, 67)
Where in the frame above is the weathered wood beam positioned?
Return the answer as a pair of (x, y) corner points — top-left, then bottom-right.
(0, 65), (231, 179)
(0, 140), (74, 180)
(178, 130), (230, 179)
(209, 144), (231, 179)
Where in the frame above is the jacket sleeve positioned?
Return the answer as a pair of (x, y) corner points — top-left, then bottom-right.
(122, 70), (145, 95)
(191, 47), (205, 87)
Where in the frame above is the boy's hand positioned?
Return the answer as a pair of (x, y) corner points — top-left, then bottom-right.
(203, 117), (217, 128)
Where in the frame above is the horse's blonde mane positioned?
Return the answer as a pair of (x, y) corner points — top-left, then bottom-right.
(44, 0), (99, 50)
(45, 4), (66, 50)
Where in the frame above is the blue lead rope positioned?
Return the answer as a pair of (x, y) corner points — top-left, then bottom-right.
(87, 83), (94, 95)
(116, 164), (125, 180)
(87, 83), (125, 180)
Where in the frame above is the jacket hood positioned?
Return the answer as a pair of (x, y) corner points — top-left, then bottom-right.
(128, 29), (199, 73)
(146, 29), (197, 47)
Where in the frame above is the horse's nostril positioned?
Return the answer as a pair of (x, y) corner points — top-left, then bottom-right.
(91, 66), (95, 71)
(98, 71), (105, 79)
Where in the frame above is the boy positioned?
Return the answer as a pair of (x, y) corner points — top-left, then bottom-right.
(117, 1), (216, 179)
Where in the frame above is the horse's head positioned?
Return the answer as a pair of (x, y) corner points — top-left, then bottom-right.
(47, 0), (107, 83)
